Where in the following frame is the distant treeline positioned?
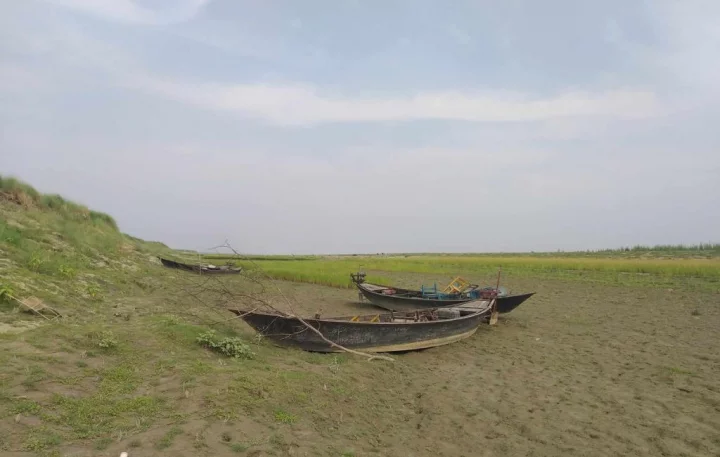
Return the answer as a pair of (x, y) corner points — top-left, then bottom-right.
(600, 243), (720, 252)
(203, 254), (317, 261)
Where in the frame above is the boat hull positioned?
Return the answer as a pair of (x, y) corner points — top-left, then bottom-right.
(229, 306), (491, 353)
(159, 257), (242, 275)
(357, 283), (534, 314)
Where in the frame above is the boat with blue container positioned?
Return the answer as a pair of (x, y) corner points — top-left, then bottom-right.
(351, 272), (534, 314)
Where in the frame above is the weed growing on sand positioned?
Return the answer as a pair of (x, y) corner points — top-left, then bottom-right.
(230, 442), (249, 452)
(94, 437), (112, 450)
(156, 426), (183, 450)
(27, 251), (45, 271)
(58, 264), (77, 278)
(86, 284), (103, 301)
(23, 428), (62, 451)
(196, 330), (255, 359)
(51, 393), (164, 439)
(12, 399), (41, 415)
(666, 366), (695, 376)
(97, 332), (119, 349)
(0, 283), (14, 302)
(273, 409), (297, 424)
(21, 365), (48, 389)
(193, 429), (208, 449)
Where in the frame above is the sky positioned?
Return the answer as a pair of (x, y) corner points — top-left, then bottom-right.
(1, 0), (718, 254)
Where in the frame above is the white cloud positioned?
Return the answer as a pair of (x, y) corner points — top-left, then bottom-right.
(131, 76), (663, 126)
(42, 0), (211, 25)
(447, 25), (471, 45)
(644, 1), (720, 96)
(3, 2), (668, 128)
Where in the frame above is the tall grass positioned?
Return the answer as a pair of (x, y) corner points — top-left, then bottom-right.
(0, 175), (118, 230)
(213, 255), (720, 289)
(246, 264), (389, 289)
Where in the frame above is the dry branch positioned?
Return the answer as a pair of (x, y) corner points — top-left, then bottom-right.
(9, 295), (61, 319)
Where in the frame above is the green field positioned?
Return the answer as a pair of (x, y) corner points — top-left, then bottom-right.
(199, 252), (720, 292)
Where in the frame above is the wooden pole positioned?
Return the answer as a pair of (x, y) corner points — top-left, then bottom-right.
(489, 266), (501, 325)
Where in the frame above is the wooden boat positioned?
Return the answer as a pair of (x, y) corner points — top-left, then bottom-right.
(229, 300), (493, 353)
(353, 279), (534, 314)
(158, 257), (242, 274)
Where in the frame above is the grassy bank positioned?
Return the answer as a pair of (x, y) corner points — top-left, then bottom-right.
(0, 175), (176, 317)
(0, 175), (118, 231)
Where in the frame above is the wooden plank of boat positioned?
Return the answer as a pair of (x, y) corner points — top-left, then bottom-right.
(360, 283), (391, 292)
(455, 299), (492, 310)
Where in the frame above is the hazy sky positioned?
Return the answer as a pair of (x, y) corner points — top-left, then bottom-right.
(1, 0), (718, 253)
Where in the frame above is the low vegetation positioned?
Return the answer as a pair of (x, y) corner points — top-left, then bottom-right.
(202, 253), (720, 291)
(196, 330), (255, 359)
(0, 175), (118, 230)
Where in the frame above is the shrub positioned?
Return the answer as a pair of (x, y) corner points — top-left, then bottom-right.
(0, 283), (14, 302)
(273, 409), (297, 424)
(27, 251), (45, 271)
(58, 264), (77, 278)
(196, 330), (254, 359)
(97, 331), (118, 349)
(86, 284), (103, 301)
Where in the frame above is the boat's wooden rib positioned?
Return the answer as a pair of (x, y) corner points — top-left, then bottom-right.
(229, 303), (492, 353)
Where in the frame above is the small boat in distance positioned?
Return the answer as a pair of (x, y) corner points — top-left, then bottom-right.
(158, 257), (242, 275)
(351, 273), (534, 314)
(229, 301), (493, 353)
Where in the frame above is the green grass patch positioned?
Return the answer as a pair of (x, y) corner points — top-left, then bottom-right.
(21, 365), (48, 389)
(12, 399), (42, 415)
(23, 428), (62, 451)
(94, 436), (113, 450)
(665, 366), (695, 376)
(230, 442), (250, 452)
(156, 426), (183, 450)
(273, 409), (297, 424)
(0, 218), (23, 246)
(155, 316), (207, 346)
(51, 394), (165, 439)
(99, 365), (139, 394)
